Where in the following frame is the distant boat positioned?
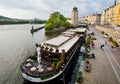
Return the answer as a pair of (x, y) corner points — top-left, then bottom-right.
(20, 28), (87, 83)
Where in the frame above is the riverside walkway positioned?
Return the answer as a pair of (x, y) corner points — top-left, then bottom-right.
(81, 26), (119, 84)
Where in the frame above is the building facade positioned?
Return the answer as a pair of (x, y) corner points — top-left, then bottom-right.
(82, 13), (101, 25)
(112, 2), (120, 26)
(72, 7), (78, 27)
(101, 1), (120, 27)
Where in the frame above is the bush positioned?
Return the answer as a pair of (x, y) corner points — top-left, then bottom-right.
(64, 22), (70, 28)
(77, 71), (83, 83)
(101, 31), (105, 34)
(109, 37), (113, 41)
(77, 71), (82, 79)
(105, 33), (109, 36)
(56, 61), (61, 70)
(28, 55), (37, 59)
(45, 23), (54, 30)
(109, 37), (119, 47)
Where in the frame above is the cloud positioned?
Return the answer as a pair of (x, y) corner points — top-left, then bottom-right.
(0, 0), (115, 19)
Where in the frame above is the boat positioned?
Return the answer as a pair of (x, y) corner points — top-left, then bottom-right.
(20, 28), (87, 83)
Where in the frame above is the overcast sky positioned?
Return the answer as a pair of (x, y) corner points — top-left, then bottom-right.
(0, 0), (117, 20)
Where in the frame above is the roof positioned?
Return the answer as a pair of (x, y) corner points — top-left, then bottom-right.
(70, 28), (87, 33)
(41, 34), (80, 53)
(43, 36), (70, 48)
(73, 7), (78, 11)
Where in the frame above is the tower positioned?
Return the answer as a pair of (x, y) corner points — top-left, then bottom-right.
(114, 0), (116, 5)
(72, 7), (78, 27)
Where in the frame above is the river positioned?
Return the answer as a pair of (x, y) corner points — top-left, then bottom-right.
(0, 24), (59, 84)
(0, 24), (81, 84)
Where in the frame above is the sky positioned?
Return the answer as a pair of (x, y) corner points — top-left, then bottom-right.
(0, 0), (117, 20)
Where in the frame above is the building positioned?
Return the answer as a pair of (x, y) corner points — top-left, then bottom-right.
(82, 13), (101, 25)
(101, 6), (114, 26)
(101, 1), (120, 27)
(112, 2), (120, 26)
(72, 7), (78, 27)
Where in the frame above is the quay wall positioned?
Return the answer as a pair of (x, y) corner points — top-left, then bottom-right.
(95, 25), (120, 40)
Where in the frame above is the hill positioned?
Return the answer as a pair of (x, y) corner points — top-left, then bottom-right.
(0, 15), (12, 20)
(0, 15), (46, 25)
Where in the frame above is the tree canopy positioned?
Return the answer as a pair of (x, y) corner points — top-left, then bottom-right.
(45, 12), (70, 30)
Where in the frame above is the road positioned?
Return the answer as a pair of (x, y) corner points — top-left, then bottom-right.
(92, 27), (120, 83)
(81, 26), (120, 84)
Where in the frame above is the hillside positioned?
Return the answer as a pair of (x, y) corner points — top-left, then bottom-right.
(0, 15), (46, 25)
(0, 15), (12, 20)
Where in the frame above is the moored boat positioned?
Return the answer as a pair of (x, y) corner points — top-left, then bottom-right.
(20, 28), (87, 83)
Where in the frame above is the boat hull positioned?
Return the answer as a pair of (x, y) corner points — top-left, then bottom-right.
(21, 44), (81, 84)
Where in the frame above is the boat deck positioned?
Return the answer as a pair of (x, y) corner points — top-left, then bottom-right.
(23, 58), (56, 77)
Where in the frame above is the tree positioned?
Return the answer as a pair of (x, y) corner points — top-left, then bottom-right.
(45, 11), (70, 30)
(45, 23), (54, 30)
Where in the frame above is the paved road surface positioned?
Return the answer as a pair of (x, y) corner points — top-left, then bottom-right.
(94, 27), (120, 83)
(81, 26), (119, 84)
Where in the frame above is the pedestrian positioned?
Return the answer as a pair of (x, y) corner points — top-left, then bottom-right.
(100, 45), (103, 49)
(92, 43), (94, 48)
(105, 40), (107, 45)
(102, 44), (104, 47)
(111, 46), (114, 49)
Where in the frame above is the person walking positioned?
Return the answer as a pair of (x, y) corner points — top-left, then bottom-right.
(105, 40), (107, 45)
(92, 43), (94, 48)
(100, 45), (103, 49)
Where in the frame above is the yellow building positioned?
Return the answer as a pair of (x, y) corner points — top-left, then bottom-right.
(82, 13), (101, 25)
(113, 2), (120, 26)
(101, 1), (120, 27)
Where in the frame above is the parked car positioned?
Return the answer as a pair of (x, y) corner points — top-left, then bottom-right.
(102, 35), (109, 39)
(86, 53), (95, 58)
(114, 25), (120, 30)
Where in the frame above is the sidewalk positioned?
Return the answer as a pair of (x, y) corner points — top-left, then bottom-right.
(80, 28), (119, 84)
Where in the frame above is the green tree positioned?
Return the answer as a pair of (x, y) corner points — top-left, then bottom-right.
(45, 11), (70, 30)
(45, 23), (54, 30)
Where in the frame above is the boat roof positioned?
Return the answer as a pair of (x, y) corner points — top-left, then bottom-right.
(70, 28), (87, 33)
(43, 36), (70, 48)
(58, 36), (79, 52)
(41, 33), (79, 53)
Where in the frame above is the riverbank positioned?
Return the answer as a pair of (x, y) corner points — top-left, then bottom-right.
(96, 25), (120, 46)
(76, 26), (119, 84)
(45, 27), (68, 35)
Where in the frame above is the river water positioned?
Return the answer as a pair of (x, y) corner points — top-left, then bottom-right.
(0, 24), (59, 84)
(0, 24), (81, 84)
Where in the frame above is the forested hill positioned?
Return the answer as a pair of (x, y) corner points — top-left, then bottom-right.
(0, 15), (46, 25)
(0, 15), (12, 20)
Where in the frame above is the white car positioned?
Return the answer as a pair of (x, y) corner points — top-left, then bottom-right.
(102, 35), (109, 38)
(114, 25), (120, 30)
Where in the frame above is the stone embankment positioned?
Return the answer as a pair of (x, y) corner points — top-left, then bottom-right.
(80, 27), (119, 84)
(96, 25), (120, 40)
